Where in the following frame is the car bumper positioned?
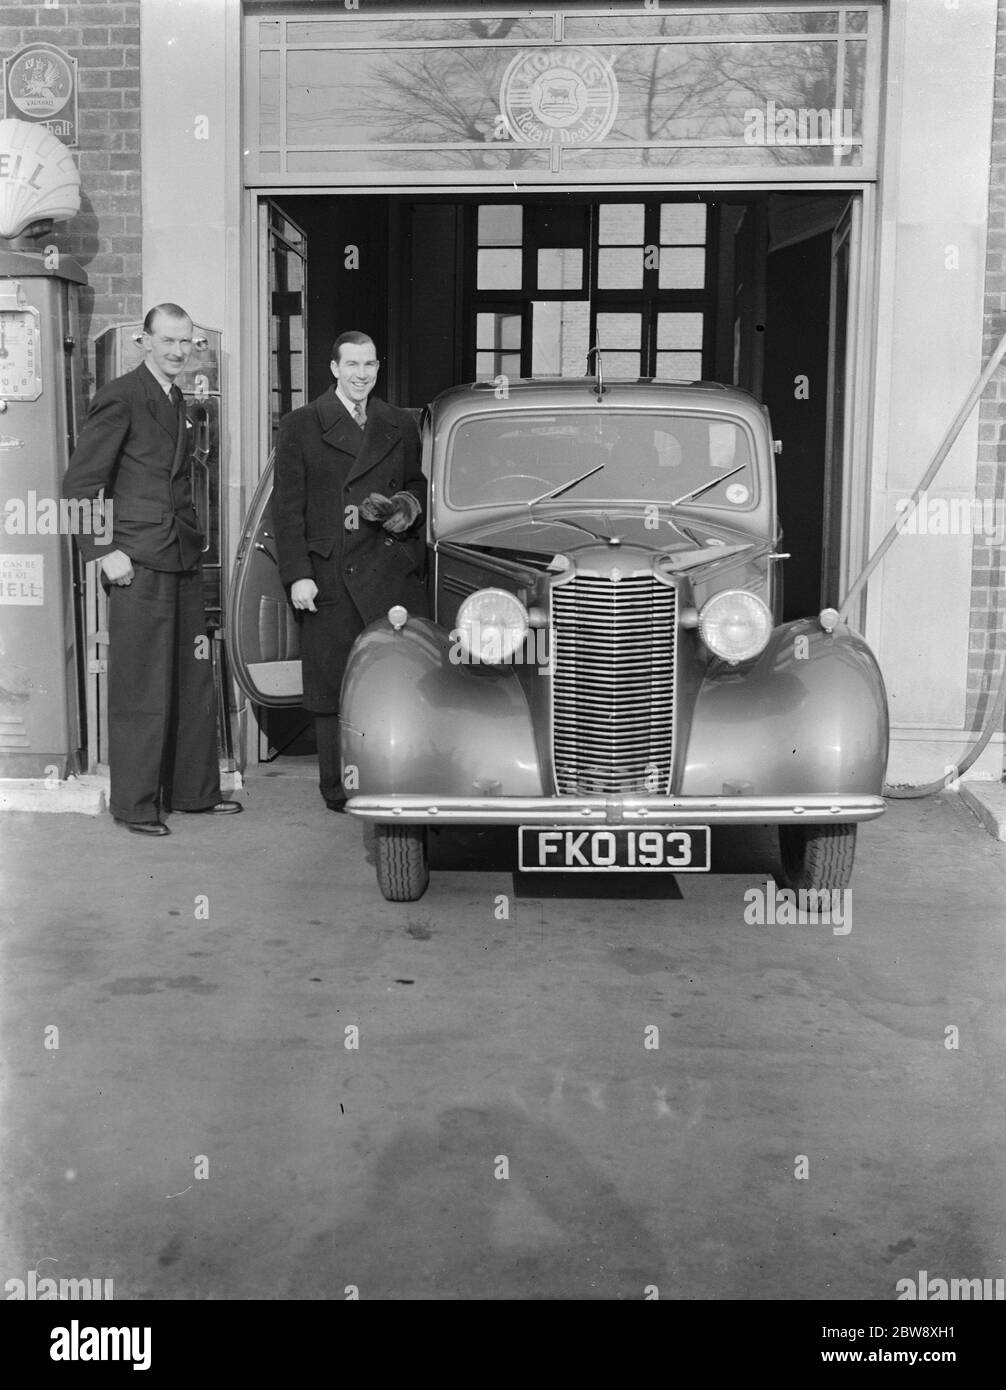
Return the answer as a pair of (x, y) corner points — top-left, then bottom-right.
(344, 793), (886, 825)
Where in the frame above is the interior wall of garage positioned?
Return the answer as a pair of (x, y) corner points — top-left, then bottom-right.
(272, 196), (392, 404)
(764, 231), (832, 616)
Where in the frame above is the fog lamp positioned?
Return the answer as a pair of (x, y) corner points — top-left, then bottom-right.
(456, 588), (529, 664)
(699, 589), (772, 663)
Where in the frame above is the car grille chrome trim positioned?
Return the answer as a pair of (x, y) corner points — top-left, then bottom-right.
(550, 573), (676, 795)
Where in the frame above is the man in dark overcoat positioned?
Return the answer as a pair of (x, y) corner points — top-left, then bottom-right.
(273, 330), (428, 810)
(61, 303), (241, 835)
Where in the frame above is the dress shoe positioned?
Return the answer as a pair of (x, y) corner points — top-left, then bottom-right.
(325, 797), (347, 813)
(176, 801), (243, 815)
(116, 818), (170, 837)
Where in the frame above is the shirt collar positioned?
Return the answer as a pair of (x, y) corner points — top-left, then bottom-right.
(335, 384), (368, 419)
(144, 359), (176, 396)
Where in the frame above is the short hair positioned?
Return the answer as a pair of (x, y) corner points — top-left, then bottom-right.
(143, 303), (192, 334)
(331, 330), (376, 363)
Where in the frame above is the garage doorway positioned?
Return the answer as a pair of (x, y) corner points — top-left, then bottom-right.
(263, 188), (857, 621)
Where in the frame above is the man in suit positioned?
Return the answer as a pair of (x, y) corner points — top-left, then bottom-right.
(62, 303), (241, 836)
(274, 330), (428, 810)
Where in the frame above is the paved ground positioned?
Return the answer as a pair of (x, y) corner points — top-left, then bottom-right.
(1, 763), (1004, 1302)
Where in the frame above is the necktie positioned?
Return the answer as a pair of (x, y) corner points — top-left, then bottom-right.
(353, 402), (366, 429)
(169, 385), (185, 439)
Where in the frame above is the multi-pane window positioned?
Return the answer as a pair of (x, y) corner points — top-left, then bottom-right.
(598, 204), (646, 290)
(471, 199), (712, 383)
(657, 312), (704, 381)
(659, 204), (706, 289)
(476, 205), (523, 290)
(475, 311), (521, 384)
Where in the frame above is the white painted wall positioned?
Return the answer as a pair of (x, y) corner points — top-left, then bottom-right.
(140, 0), (240, 336)
(141, 0), (248, 751)
(869, 0), (1000, 781)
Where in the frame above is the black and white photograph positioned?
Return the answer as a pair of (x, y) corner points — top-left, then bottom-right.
(0, 0), (1003, 1360)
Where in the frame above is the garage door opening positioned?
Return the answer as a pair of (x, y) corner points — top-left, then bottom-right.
(242, 189), (859, 761)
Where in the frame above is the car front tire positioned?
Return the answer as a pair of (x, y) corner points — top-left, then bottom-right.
(778, 823), (857, 891)
(374, 824), (430, 901)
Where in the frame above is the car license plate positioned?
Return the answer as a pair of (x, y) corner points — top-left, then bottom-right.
(518, 825), (710, 872)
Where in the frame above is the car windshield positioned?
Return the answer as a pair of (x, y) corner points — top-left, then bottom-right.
(445, 410), (756, 512)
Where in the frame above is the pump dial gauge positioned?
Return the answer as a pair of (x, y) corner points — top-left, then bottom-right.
(0, 307), (43, 401)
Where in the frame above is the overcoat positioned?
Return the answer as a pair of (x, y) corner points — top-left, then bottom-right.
(273, 387), (429, 713)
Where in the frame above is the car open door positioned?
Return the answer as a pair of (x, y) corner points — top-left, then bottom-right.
(226, 452), (303, 706)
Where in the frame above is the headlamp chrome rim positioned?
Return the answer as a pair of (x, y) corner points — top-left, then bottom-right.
(698, 588), (772, 664)
(456, 587), (530, 665)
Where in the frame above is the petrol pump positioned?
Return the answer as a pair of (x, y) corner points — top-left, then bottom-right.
(0, 118), (84, 778)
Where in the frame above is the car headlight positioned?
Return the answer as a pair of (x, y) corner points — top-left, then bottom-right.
(698, 589), (772, 663)
(456, 588), (529, 664)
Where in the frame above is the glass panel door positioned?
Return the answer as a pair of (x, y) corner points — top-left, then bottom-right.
(258, 200), (308, 445)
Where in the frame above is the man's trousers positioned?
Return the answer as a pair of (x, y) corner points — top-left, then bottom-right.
(314, 712), (344, 805)
(106, 564), (221, 823)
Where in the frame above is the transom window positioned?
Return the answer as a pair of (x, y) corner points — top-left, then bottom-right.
(246, 5), (882, 185)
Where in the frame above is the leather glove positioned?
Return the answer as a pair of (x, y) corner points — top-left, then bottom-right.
(359, 491), (421, 535)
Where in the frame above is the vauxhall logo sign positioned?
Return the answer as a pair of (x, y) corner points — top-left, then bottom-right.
(3, 43), (78, 146)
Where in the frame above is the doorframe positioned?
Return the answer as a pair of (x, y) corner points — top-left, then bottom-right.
(839, 184), (875, 635)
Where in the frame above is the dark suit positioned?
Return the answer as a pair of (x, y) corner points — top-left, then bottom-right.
(274, 387), (428, 798)
(62, 362), (221, 823)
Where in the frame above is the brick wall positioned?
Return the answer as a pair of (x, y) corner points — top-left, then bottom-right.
(0, 1), (141, 387)
(973, 0), (1006, 760)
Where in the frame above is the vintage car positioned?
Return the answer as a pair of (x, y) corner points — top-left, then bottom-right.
(230, 378), (888, 902)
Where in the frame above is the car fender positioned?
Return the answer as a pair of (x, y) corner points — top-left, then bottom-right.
(681, 619), (889, 797)
(339, 616), (544, 796)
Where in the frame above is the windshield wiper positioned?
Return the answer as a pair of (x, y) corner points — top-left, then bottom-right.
(670, 463), (746, 508)
(527, 461), (606, 509)
(535, 515), (611, 542)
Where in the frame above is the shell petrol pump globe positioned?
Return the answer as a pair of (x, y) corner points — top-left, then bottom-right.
(0, 118), (80, 241)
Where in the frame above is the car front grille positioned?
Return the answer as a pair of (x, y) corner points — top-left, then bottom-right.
(550, 573), (676, 795)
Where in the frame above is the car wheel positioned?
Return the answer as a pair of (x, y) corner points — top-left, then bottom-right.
(374, 824), (430, 902)
(778, 823), (857, 891)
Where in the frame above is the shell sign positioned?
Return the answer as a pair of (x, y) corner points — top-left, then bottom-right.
(0, 119), (80, 240)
